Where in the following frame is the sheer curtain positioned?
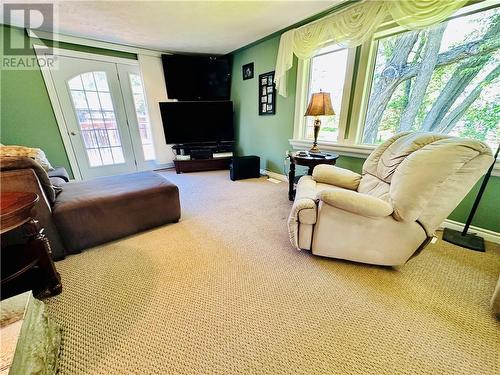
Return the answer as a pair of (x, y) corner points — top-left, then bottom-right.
(275, 0), (468, 97)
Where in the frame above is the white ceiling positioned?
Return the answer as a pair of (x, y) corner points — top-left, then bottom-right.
(3, 1), (341, 54)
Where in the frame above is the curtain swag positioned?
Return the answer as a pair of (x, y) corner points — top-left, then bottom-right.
(274, 0), (468, 97)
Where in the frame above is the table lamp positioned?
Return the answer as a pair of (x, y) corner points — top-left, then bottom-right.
(305, 91), (335, 153)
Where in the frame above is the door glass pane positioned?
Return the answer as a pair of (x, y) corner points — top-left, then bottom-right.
(100, 148), (114, 165)
(71, 91), (87, 109)
(307, 44), (348, 142)
(75, 110), (92, 130)
(107, 130), (121, 146)
(87, 149), (102, 167)
(85, 91), (100, 110)
(68, 76), (83, 90)
(68, 71), (125, 166)
(94, 71), (109, 91)
(103, 111), (117, 129)
(98, 92), (113, 110)
(81, 130), (97, 148)
(128, 73), (156, 161)
(96, 129), (110, 147)
(111, 147), (124, 163)
(81, 72), (96, 91)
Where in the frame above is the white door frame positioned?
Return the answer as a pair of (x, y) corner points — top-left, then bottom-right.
(34, 45), (139, 180)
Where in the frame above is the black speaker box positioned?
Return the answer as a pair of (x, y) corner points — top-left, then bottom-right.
(230, 156), (260, 181)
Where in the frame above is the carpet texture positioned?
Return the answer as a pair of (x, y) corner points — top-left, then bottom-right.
(44, 170), (500, 375)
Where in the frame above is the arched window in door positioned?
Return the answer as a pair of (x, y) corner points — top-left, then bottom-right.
(68, 71), (125, 167)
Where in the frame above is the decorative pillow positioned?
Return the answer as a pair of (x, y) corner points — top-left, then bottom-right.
(0, 145), (54, 171)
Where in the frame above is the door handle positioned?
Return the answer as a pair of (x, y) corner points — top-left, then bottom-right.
(70, 131), (77, 135)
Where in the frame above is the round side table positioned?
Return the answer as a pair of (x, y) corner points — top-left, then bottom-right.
(1, 192), (62, 297)
(288, 152), (339, 201)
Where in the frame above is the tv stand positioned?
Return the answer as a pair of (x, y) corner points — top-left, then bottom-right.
(172, 142), (234, 174)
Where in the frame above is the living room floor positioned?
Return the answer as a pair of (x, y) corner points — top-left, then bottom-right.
(44, 170), (500, 375)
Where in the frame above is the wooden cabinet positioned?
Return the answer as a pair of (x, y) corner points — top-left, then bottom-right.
(174, 157), (231, 173)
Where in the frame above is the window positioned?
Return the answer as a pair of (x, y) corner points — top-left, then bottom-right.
(129, 73), (155, 161)
(294, 3), (499, 154)
(68, 71), (125, 167)
(362, 6), (499, 149)
(306, 45), (349, 142)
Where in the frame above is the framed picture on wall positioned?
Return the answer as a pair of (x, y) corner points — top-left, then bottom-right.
(242, 62), (254, 80)
(258, 71), (276, 116)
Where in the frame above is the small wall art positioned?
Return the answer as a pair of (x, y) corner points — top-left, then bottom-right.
(242, 62), (254, 80)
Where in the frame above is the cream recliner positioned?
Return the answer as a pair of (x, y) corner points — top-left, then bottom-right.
(288, 132), (493, 266)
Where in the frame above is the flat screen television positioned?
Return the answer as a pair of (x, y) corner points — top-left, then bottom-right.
(162, 54), (231, 101)
(159, 101), (234, 144)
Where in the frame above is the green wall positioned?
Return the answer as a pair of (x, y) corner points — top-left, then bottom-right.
(231, 35), (298, 173)
(0, 25), (136, 177)
(230, 32), (500, 233)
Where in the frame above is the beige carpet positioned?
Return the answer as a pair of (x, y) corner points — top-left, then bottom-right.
(45, 170), (500, 375)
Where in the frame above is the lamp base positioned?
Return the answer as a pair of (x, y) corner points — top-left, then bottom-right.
(442, 227), (485, 252)
(310, 119), (321, 153)
(309, 144), (321, 153)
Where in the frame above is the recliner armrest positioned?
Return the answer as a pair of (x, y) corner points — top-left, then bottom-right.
(295, 175), (318, 200)
(312, 165), (361, 190)
(318, 189), (393, 217)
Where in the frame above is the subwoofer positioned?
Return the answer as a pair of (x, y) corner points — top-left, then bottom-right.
(230, 156), (260, 181)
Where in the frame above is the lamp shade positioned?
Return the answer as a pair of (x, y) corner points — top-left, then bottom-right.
(305, 92), (335, 116)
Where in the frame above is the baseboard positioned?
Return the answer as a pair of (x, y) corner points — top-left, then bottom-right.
(260, 169), (288, 182)
(440, 219), (500, 244)
(153, 162), (175, 171)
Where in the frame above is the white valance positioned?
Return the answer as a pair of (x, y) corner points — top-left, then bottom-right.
(275, 0), (468, 97)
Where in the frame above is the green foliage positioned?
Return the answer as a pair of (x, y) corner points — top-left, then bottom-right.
(460, 103), (499, 142)
(381, 39), (395, 60)
(369, 6), (499, 147)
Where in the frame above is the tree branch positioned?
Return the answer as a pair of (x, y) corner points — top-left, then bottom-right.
(362, 31), (420, 143)
(438, 64), (500, 134)
(399, 24), (446, 131)
(401, 18), (500, 82)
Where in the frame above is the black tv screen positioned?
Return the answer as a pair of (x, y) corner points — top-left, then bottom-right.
(162, 54), (231, 101)
(159, 101), (234, 144)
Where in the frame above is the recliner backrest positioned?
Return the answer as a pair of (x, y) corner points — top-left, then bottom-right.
(358, 132), (493, 236)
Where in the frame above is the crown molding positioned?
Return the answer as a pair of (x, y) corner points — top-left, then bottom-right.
(28, 29), (168, 57)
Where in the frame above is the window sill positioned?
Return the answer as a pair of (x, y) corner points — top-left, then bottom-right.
(289, 138), (500, 177)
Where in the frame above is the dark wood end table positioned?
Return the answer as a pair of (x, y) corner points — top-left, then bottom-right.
(1, 192), (62, 298)
(288, 151), (339, 201)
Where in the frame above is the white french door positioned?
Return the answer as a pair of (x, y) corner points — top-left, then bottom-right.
(48, 55), (155, 179)
(117, 64), (156, 168)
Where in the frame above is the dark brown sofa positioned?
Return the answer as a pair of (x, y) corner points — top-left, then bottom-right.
(1, 157), (180, 260)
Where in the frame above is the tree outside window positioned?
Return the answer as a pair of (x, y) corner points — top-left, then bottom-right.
(362, 7), (499, 150)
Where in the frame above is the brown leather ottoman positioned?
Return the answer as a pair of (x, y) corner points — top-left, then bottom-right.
(52, 171), (180, 252)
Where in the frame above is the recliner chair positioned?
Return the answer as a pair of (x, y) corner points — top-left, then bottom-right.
(288, 132), (493, 266)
